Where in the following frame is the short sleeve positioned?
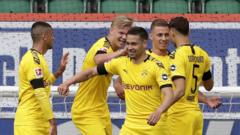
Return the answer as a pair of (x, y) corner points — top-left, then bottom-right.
(155, 63), (172, 89)
(170, 51), (186, 80)
(26, 60), (44, 82)
(104, 57), (122, 75)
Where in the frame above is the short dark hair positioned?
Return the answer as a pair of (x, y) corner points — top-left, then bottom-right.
(150, 18), (169, 30)
(127, 26), (148, 40)
(31, 21), (52, 42)
(169, 16), (189, 35)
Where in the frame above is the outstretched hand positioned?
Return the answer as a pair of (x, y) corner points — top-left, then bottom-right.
(58, 83), (70, 96)
(206, 96), (222, 109)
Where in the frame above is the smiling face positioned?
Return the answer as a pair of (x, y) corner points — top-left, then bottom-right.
(109, 26), (131, 49)
(150, 26), (169, 51)
(126, 34), (146, 59)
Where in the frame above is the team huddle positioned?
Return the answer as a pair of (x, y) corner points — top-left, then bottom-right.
(14, 16), (222, 135)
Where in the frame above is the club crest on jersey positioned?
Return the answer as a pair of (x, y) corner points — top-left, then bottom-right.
(162, 74), (168, 80)
(141, 70), (148, 77)
(35, 68), (43, 78)
(170, 64), (176, 71)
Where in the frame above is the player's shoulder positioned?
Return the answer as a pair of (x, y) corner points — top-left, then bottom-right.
(95, 37), (111, 48)
(193, 44), (210, 56)
(90, 37), (112, 53)
(147, 55), (165, 69)
(21, 49), (40, 64)
(30, 49), (41, 65)
(20, 50), (42, 71)
(108, 56), (127, 63)
(146, 49), (152, 54)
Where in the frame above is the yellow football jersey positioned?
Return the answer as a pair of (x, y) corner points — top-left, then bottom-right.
(169, 45), (211, 114)
(103, 55), (172, 127)
(146, 49), (170, 69)
(71, 37), (113, 122)
(146, 49), (171, 108)
(15, 49), (55, 126)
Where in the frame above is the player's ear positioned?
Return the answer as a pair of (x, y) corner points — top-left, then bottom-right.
(149, 32), (153, 40)
(42, 31), (49, 41)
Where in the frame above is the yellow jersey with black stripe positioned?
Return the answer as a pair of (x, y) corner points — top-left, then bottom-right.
(146, 49), (170, 71)
(146, 49), (171, 105)
(71, 37), (113, 121)
(99, 55), (172, 127)
(169, 45), (211, 114)
(15, 49), (56, 126)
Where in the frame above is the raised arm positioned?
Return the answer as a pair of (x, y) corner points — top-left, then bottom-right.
(94, 47), (127, 65)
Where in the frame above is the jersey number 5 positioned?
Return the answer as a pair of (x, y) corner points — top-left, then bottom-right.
(191, 64), (199, 94)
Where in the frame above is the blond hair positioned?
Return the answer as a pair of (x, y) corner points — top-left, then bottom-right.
(111, 15), (133, 28)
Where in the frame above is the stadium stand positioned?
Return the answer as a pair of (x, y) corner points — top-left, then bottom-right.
(205, 0), (240, 13)
(0, 0), (239, 13)
(151, 0), (189, 13)
(0, 0), (31, 13)
(47, 0), (85, 13)
(99, 0), (137, 13)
